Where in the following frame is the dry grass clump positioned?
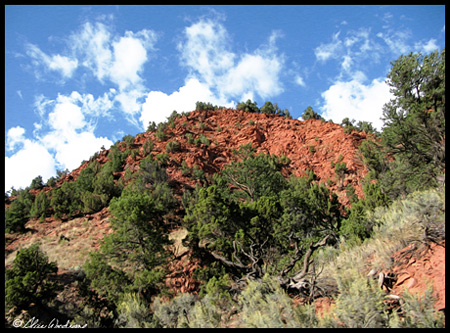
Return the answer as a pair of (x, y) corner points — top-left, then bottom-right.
(315, 187), (445, 290)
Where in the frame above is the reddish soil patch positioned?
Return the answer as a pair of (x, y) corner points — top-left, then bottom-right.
(390, 242), (445, 312)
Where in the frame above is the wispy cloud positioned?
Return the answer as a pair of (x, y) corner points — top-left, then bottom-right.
(25, 43), (78, 80)
(414, 38), (439, 53)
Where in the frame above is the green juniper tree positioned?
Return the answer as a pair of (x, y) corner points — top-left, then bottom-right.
(380, 49), (445, 200)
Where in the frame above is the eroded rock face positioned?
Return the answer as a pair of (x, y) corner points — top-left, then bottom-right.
(143, 109), (371, 206)
(29, 109), (373, 207)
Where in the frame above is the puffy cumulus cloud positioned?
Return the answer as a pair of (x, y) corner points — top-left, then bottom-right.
(178, 18), (235, 87)
(6, 126), (26, 151)
(319, 77), (393, 131)
(140, 78), (233, 128)
(6, 92), (114, 191)
(110, 30), (157, 90)
(5, 127), (56, 192)
(177, 18), (285, 103)
(220, 52), (284, 100)
(38, 93), (114, 171)
(70, 21), (157, 91)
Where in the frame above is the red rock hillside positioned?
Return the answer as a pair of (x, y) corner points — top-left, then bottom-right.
(54, 108), (372, 207)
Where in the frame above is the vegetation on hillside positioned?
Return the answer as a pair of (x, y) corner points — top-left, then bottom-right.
(5, 49), (445, 328)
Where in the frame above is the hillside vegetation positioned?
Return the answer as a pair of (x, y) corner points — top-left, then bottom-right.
(5, 49), (445, 328)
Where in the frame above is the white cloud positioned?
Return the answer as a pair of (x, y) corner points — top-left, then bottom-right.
(177, 18), (285, 102)
(178, 18), (235, 87)
(5, 128), (56, 191)
(414, 38), (439, 53)
(48, 54), (78, 78)
(71, 21), (113, 83)
(376, 30), (411, 56)
(6, 126), (26, 151)
(70, 22), (157, 92)
(220, 52), (284, 100)
(316, 28), (384, 77)
(37, 93), (114, 171)
(320, 77), (393, 131)
(140, 78), (232, 128)
(114, 89), (147, 128)
(25, 43), (78, 79)
(6, 92), (115, 190)
(295, 75), (306, 87)
(314, 32), (343, 62)
(110, 30), (157, 90)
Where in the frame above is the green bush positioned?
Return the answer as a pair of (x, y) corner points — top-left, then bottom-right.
(332, 272), (388, 328)
(5, 243), (61, 313)
(83, 251), (131, 306)
(30, 175), (44, 190)
(302, 106), (322, 120)
(199, 134), (210, 146)
(236, 99), (259, 113)
(152, 293), (196, 328)
(115, 293), (155, 328)
(237, 275), (311, 328)
(166, 140), (181, 153)
(5, 190), (34, 233)
(30, 191), (50, 220)
(388, 287), (445, 328)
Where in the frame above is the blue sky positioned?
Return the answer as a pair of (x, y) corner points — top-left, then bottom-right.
(5, 5), (445, 192)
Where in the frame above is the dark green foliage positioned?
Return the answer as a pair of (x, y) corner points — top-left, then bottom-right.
(334, 161), (347, 189)
(30, 191), (50, 220)
(137, 156), (169, 190)
(30, 175), (44, 190)
(5, 243), (61, 313)
(166, 140), (181, 153)
(50, 181), (81, 218)
(199, 134), (210, 146)
(260, 101), (292, 118)
(121, 134), (135, 149)
(147, 121), (157, 132)
(278, 175), (342, 246)
(109, 145), (128, 173)
(83, 251), (131, 306)
(107, 189), (172, 268)
(237, 99), (260, 113)
(341, 117), (378, 134)
(46, 176), (57, 188)
(143, 140), (154, 155)
(302, 106), (322, 120)
(156, 152), (169, 166)
(380, 49), (445, 200)
(5, 190), (34, 233)
(86, 159), (176, 303)
(195, 101), (224, 111)
(339, 200), (370, 245)
(217, 147), (288, 201)
(185, 149), (342, 283)
(236, 100), (291, 119)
